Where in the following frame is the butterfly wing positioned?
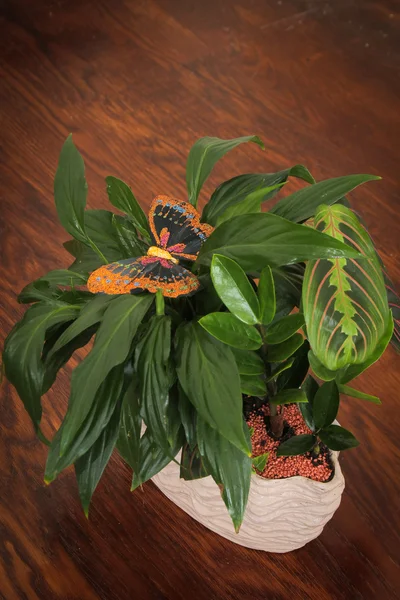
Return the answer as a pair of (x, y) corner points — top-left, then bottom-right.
(149, 195), (214, 260)
(87, 256), (200, 298)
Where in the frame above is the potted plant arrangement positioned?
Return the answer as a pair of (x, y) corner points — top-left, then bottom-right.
(3, 134), (398, 553)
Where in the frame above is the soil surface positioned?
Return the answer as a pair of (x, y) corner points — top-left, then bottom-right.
(246, 403), (334, 483)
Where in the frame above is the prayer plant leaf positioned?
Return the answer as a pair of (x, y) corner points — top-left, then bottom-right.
(175, 322), (251, 456)
(186, 135), (264, 207)
(197, 212), (362, 272)
(3, 301), (81, 429)
(59, 294), (153, 455)
(197, 416), (252, 532)
(202, 165), (315, 226)
(271, 174), (380, 223)
(338, 384), (381, 405)
(199, 313), (262, 350)
(303, 204), (391, 373)
(210, 255), (260, 324)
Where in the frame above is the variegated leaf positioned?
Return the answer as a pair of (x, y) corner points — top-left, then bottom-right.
(303, 204), (390, 372)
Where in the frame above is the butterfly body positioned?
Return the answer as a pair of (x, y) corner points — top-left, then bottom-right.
(87, 196), (213, 298)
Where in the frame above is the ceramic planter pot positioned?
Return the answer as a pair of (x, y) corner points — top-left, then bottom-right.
(151, 451), (345, 553)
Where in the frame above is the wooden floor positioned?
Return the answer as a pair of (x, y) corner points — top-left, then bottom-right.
(1, 1), (400, 598)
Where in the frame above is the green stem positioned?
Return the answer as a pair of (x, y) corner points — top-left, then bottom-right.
(156, 290), (165, 316)
(87, 237), (108, 264)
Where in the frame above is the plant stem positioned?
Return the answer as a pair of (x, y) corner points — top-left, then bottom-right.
(87, 237), (108, 264)
(156, 290), (165, 316)
(258, 324), (285, 439)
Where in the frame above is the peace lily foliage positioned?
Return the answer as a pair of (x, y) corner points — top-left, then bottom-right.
(3, 134), (398, 532)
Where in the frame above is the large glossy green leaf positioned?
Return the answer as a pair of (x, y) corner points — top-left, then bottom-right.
(175, 322), (250, 455)
(45, 364), (125, 483)
(319, 424), (359, 450)
(303, 204), (390, 372)
(215, 183), (284, 227)
(276, 434), (316, 456)
(75, 396), (122, 517)
(197, 212), (362, 272)
(269, 389), (307, 406)
(60, 294), (153, 454)
(313, 381), (339, 429)
(202, 165), (315, 226)
(240, 374), (267, 397)
(186, 135), (264, 207)
(136, 316), (176, 453)
(197, 417), (252, 532)
(131, 426), (184, 490)
(210, 255), (260, 324)
(116, 383), (142, 473)
(54, 134), (88, 243)
(271, 174), (380, 223)
(46, 294), (116, 360)
(199, 313), (262, 350)
(338, 384), (381, 405)
(300, 374), (318, 430)
(265, 313), (304, 344)
(258, 266), (276, 325)
(3, 301), (81, 428)
(267, 333), (304, 362)
(230, 348), (265, 375)
(105, 176), (150, 239)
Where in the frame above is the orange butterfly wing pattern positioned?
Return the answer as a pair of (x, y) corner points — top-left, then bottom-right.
(87, 196), (214, 298)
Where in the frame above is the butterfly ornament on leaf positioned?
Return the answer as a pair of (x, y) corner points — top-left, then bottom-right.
(87, 196), (214, 298)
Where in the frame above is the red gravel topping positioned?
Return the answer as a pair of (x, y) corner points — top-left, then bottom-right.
(247, 404), (333, 482)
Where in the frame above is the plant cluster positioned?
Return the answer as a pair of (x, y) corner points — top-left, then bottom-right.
(3, 134), (398, 531)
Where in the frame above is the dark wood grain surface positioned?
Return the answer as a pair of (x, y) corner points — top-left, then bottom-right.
(1, 1), (399, 598)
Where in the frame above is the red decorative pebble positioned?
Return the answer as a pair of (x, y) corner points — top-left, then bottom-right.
(247, 404), (333, 482)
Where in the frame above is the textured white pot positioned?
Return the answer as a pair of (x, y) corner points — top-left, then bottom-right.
(151, 451), (345, 553)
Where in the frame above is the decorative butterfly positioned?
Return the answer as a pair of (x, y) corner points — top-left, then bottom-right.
(87, 195), (214, 298)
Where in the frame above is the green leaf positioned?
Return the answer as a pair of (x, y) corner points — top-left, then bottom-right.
(339, 313), (394, 383)
(178, 385), (197, 450)
(267, 333), (304, 362)
(276, 339), (310, 391)
(303, 204), (390, 373)
(210, 255), (260, 324)
(299, 376), (317, 431)
(46, 294), (116, 360)
(180, 444), (209, 481)
(197, 212), (362, 272)
(265, 313), (304, 344)
(258, 266), (276, 325)
(111, 214), (147, 258)
(18, 270), (87, 304)
(302, 375), (319, 405)
(319, 424), (359, 451)
(271, 174), (380, 223)
(63, 239), (105, 274)
(116, 383), (142, 473)
(313, 381), (340, 429)
(202, 165), (315, 226)
(215, 183), (284, 227)
(45, 364), (125, 483)
(265, 358), (295, 382)
(18, 281), (63, 304)
(338, 384), (381, 405)
(105, 176), (150, 239)
(197, 416), (252, 532)
(240, 374), (267, 397)
(136, 315), (176, 453)
(131, 426), (184, 490)
(308, 350), (337, 381)
(252, 452), (269, 472)
(75, 396), (122, 517)
(276, 434), (316, 457)
(230, 347), (265, 375)
(270, 389), (308, 406)
(54, 134), (88, 243)
(60, 294), (153, 454)
(199, 313), (262, 350)
(84, 210), (137, 261)
(272, 264), (304, 319)
(3, 301), (81, 428)
(186, 135), (264, 207)
(175, 322), (250, 455)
